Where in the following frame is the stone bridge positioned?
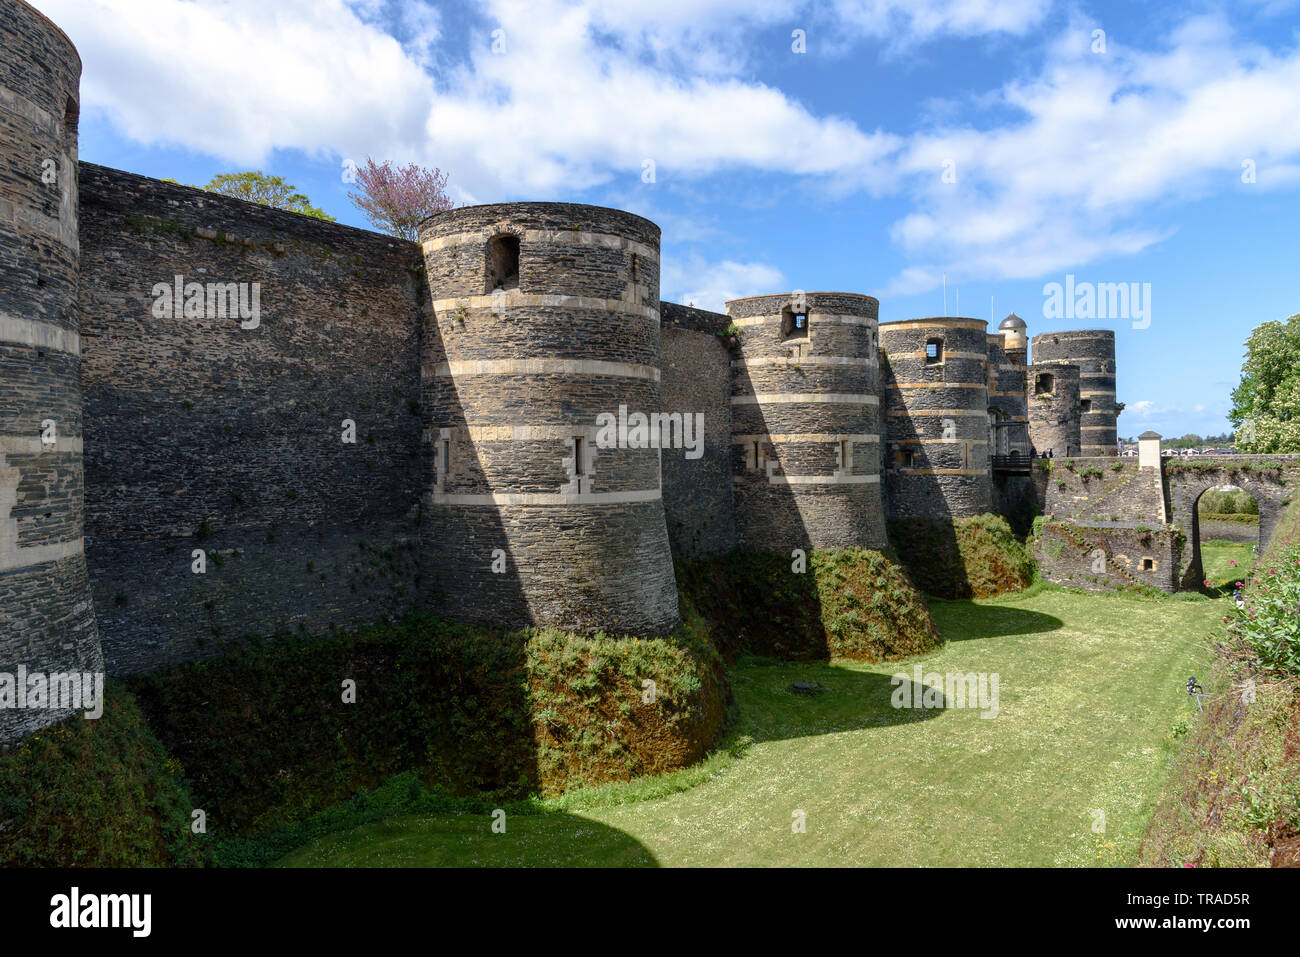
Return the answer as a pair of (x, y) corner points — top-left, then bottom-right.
(1165, 455), (1300, 588)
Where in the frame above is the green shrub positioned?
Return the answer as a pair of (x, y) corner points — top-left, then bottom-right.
(678, 548), (941, 664)
(887, 514), (1035, 599)
(128, 611), (728, 835)
(0, 684), (207, 867)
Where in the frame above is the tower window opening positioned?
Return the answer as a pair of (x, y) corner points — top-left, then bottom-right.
(1142, 557), (1155, 571)
(900, 449), (917, 469)
(485, 235), (520, 293)
(1080, 398), (1092, 413)
(839, 439), (852, 473)
(780, 306), (809, 339)
(925, 338), (943, 364)
(1035, 372), (1054, 395)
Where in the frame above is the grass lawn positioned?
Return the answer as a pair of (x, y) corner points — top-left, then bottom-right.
(1200, 540), (1255, 587)
(276, 586), (1221, 868)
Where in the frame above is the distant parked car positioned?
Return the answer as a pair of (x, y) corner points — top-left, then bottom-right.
(1122, 449), (1137, 456)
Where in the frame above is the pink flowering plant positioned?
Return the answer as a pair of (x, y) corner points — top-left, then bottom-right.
(348, 158), (454, 242)
(1227, 541), (1300, 674)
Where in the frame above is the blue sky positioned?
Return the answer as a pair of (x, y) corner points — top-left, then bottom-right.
(40, 0), (1300, 440)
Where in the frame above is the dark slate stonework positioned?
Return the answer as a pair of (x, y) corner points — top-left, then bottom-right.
(1031, 331), (1117, 456)
(76, 163), (424, 674)
(725, 292), (886, 550)
(879, 318), (993, 519)
(1039, 521), (1181, 593)
(1028, 362), (1081, 458)
(418, 202), (680, 636)
(660, 322), (736, 558)
(1, 0), (102, 741)
(1040, 456), (1165, 523)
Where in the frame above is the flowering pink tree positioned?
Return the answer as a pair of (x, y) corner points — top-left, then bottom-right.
(347, 158), (454, 241)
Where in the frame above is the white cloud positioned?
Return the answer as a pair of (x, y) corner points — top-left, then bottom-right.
(881, 13), (1300, 291)
(661, 254), (786, 313)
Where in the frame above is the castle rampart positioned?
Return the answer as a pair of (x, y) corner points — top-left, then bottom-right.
(76, 163), (425, 674)
(418, 203), (680, 635)
(1027, 361), (1082, 458)
(1031, 330), (1117, 456)
(0, 0), (102, 738)
(725, 292), (886, 549)
(879, 318), (993, 518)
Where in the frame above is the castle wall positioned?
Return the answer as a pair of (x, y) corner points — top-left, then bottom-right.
(1038, 456), (1166, 523)
(0, 0), (102, 738)
(1039, 521), (1181, 593)
(725, 292), (886, 550)
(880, 318), (993, 519)
(1031, 331), (1117, 456)
(76, 164), (424, 674)
(1028, 362), (1081, 458)
(660, 317), (736, 559)
(986, 334), (1029, 458)
(418, 202), (679, 636)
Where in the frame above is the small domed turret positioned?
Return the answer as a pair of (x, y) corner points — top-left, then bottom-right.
(999, 312), (1028, 356)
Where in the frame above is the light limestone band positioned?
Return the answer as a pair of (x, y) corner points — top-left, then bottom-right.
(0, 314), (81, 356)
(0, 435), (83, 454)
(431, 293), (657, 321)
(889, 382), (985, 390)
(0, 536), (85, 573)
(732, 393), (879, 406)
(423, 228), (658, 263)
(732, 433), (879, 444)
(428, 358), (661, 382)
(729, 314), (876, 329)
(887, 409), (986, 417)
(892, 350), (986, 361)
(766, 474), (881, 485)
(733, 355), (874, 369)
(427, 489), (662, 506)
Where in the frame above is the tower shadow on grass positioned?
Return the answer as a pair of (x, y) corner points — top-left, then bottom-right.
(277, 808), (659, 868)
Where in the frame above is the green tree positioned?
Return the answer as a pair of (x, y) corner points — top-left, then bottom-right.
(1230, 314), (1300, 452)
(201, 171), (335, 221)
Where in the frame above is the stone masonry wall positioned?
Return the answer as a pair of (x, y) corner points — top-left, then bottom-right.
(418, 202), (680, 636)
(1039, 520), (1181, 593)
(1031, 330), (1117, 456)
(1038, 456), (1167, 524)
(77, 163), (424, 674)
(879, 318), (993, 519)
(1, 0), (102, 739)
(660, 321), (735, 559)
(726, 292), (887, 550)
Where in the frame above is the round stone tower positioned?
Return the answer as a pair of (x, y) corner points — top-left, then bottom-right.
(1030, 330), (1117, 455)
(1, 0), (103, 740)
(989, 313), (1030, 458)
(1027, 362), (1082, 457)
(724, 292), (885, 550)
(418, 202), (679, 636)
(879, 317), (993, 518)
